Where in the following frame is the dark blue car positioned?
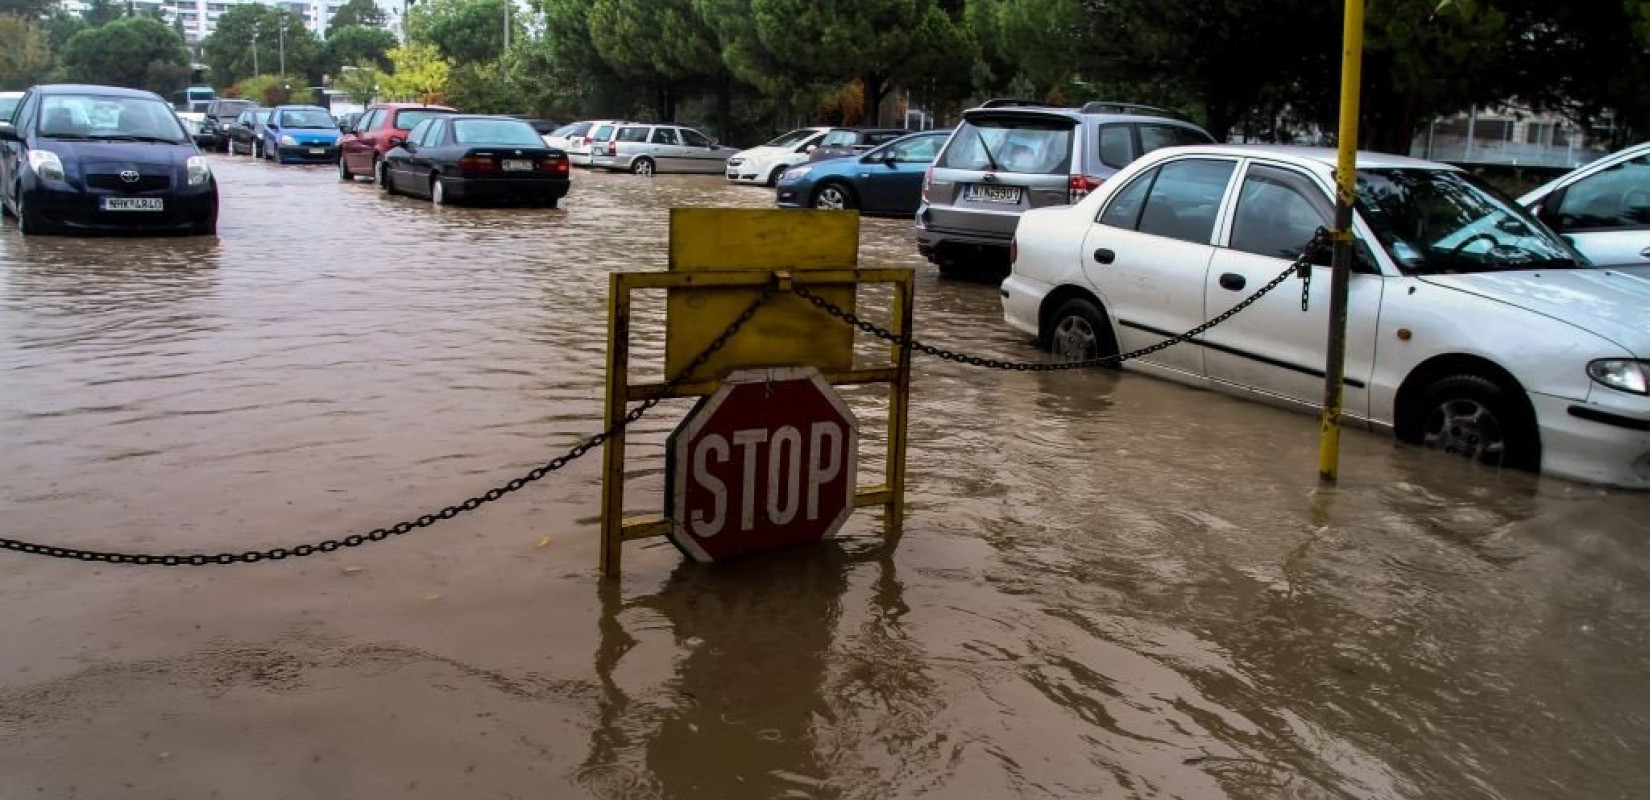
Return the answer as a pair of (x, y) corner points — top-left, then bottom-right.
(775, 130), (950, 216)
(0, 84), (217, 236)
(261, 104), (342, 164)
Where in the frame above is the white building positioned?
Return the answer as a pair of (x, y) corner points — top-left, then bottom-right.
(56, 0), (402, 46)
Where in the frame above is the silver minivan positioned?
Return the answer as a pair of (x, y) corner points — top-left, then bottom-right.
(588, 123), (739, 175)
(915, 100), (1213, 274)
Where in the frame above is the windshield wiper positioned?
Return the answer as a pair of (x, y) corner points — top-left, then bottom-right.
(89, 134), (182, 144)
(973, 129), (1004, 172)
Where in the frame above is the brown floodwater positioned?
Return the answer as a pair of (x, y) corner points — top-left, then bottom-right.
(1, 156), (1647, 800)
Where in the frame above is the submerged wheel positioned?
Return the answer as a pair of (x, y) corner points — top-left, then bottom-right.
(338, 156), (354, 181)
(630, 157), (655, 176)
(1412, 374), (1540, 471)
(1046, 298), (1119, 365)
(378, 160), (395, 194)
(431, 175), (448, 205)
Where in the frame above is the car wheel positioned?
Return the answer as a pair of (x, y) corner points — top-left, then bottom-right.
(431, 175), (447, 205)
(630, 157), (655, 176)
(378, 161), (395, 195)
(1046, 298), (1119, 365)
(16, 189), (47, 235)
(766, 166), (786, 187)
(1412, 374), (1540, 471)
(252, 139), (261, 159)
(338, 155), (353, 181)
(811, 182), (857, 210)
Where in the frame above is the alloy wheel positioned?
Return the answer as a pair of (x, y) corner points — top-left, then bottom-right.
(814, 186), (847, 210)
(1421, 398), (1506, 465)
(1052, 315), (1098, 361)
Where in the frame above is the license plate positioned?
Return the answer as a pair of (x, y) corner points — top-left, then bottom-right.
(309, 147), (326, 154)
(966, 184), (1022, 204)
(101, 197), (163, 211)
(502, 159), (532, 171)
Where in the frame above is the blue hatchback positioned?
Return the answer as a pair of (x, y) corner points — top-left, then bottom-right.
(261, 105), (341, 164)
(776, 130), (950, 216)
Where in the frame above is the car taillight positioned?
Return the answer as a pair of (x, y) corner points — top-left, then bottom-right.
(921, 166), (934, 202)
(1068, 175), (1102, 204)
(458, 156), (496, 173)
(605, 141), (617, 156)
(542, 157), (570, 176)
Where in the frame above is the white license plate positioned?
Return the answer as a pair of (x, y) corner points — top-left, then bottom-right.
(502, 159), (532, 171)
(309, 147), (326, 154)
(966, 184), (1022, 204)
(101, 197), (163, 211)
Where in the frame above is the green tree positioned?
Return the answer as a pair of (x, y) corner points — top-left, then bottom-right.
(378, 41), (450, 102)
(55, 15), (190, 93)
(43, 10), (86, 51)
(965, 0), (1084, 100)
(0, 14), (52, 87)
(589, 0), (721, 120)
(332, 61), (383, 104)
(328, 0), (386, 29)
(325, 23), (397, 74)
(202, 4), (325, 89)
(407, 0), (519, 65)
(0, 0), (54, 20)
(79, 0), (124, 27)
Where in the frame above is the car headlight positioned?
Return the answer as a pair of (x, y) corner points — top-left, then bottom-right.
(27, 150), (64, 182)
(781, 166), (810, 181)
(1588, 360), (1650, 395)
(280, 134), (296, 146)
(186, 155), (211, 187)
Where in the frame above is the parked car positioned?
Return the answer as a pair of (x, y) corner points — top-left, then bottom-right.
(338, 102), (457, 183)
(587, 122), (739, 175)
(726, 127), (830, 186)
(198, 97), (255, 152)
(176, 110), (209, 147)
(776, 130), (949, 215)
(916, 99), (1214, 274)
(0, 84), (217, 235)
(806, 127), (911, 162)
(571, 120), (629, 167)
(379, 114), (571, 207)
(546, 121), (593, 160)
(1520, 141), (1650, 278)
(0, 91), (22, 121)
(227, 107), (270, 156)
(259, 105), (341, 164)
(1001, 144), (1650, 487)
(511, 116), (558, 141)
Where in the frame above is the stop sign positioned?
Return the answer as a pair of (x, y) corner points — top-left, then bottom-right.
(666, 367), (858, 563)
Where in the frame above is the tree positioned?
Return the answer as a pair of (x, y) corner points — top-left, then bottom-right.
(55, 15), (190, 93)
(378, 41), (451, 102)
(43, 10), (86, 51)
(0, 0), (54, 20)
(202, 4), (325, 89)
(332, 61), (382, 104)
(325, 23), (397, 74)
(407, 0), (520, 65)
(79, 0), (124, 27)
(589, 0), (721, 120)
(0, 15), (52, 88)
(328, 0), (386, 29)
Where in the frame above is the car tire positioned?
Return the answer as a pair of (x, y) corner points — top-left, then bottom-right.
(811, 182), (857, 211)
(253, 139), (262, 159)
(766, 166), (785, 187)
(338, 155), (354, 181)
(630, 157), (655, 176)
(431, 175), (448, 205)
(378, 161), (395, 195)
(1410, 374), (1540, 471)
(16, 189), (48, 236)
(1045, 298), (1120, 366)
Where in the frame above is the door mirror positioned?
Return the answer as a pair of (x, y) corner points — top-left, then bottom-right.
(803, 144), (817, 153)
(0, 121), (17, 142)
(388, 136), (407, 149)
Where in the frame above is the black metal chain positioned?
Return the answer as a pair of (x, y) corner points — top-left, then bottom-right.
(793, 229), (1329, 372)
(0, 287), (778, 566)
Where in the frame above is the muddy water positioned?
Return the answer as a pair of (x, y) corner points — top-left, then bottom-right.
(1, 156), (1647, 800)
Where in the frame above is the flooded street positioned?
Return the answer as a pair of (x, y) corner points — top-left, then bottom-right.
(2, 155), (1649, 799)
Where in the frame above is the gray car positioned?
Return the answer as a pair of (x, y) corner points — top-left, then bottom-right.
(588, 123), (739, 175)
(915, 100), (1214, 274)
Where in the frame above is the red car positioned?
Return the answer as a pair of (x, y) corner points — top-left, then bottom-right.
(338, 102), (458, 183)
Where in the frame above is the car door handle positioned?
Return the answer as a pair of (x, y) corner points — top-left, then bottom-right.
(1640, 247), (1650, 259)
(1219, 272), (1247, 291)
(1092, 248), (1115, 264)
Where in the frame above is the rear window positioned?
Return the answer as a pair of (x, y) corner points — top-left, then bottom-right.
(591, 124), (615, 141)
(864, 131), (905, 146)
(553, 122), (590, 137)
(1140, 124), (1212, 153)
(939, 117), (1073, 175)
(392, 109), (453, 131)
(453, 119), (543, 146)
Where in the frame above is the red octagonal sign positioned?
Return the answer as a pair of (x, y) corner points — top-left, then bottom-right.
(666, 367), (858, 563)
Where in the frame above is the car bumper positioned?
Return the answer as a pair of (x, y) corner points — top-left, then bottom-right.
(1532, 391), (1650, 489)
(443, 176), (569, 203)
(276, 145), (339, 164)
(999, 273), (1050, 338)
(587, 154), (624, 170)
(725, 164), (766, 183)
(24, 183), (216, 235)
(568, 150), (594, 166)
(774, 179), (812, 207)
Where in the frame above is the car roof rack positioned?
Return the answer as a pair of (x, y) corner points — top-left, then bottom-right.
(979, 98), (1060, 109)
(1079, 100), (1186, 119)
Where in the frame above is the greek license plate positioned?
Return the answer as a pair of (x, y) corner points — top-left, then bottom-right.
(309, 147), (326, 155)
(100, 197), (163, 211)
(966, 184), (1022, 204)
(502, 159), (532, 171)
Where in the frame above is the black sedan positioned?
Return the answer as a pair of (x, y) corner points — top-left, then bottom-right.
(380, 115), (571, 207)
(0, 84), (216, 236)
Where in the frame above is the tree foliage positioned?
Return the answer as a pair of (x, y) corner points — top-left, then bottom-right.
(378, 41), (452, 102)
(201, 4), (325, 89)
(325, 24), (397, 74)
(0, 14), (52, 88)
(55, 15), (190, 94)
(0, 0), (53, 20)
(407, 0), (521, 65)
(328, 0), (387, 30)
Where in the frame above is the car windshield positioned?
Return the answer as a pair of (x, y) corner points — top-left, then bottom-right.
(217, 100), (253, 116)
(1356, 168), (1585, 274)
(279, 109), (335, 128)
(453, 119), (543, 146)
(393, 109), (451, 131)
(763, 128), (820, 148)
(0, 96), (20, 120)
(37, 94), (188, 142)
(254, 110), (271, 124)
(554, 122), (591, 137)
(938, 117), (1073, 174)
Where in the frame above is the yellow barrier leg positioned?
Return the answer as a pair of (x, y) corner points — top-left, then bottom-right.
(600, 275), (632, 578)
(885, 276), (915, 530)
(1318, 0), (1365, 485)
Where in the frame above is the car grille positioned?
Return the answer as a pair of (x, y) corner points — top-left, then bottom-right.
(87, 174), (170, 192)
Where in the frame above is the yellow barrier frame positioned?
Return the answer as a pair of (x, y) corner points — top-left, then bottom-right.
(598, 209), (914, 578)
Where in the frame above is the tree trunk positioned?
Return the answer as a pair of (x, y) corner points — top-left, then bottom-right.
(715, 71), (733, 142)
(862, 73), (889, 127)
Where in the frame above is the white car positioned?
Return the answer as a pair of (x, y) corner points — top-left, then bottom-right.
(726, 127), (829, 186)
(546, 120), (593, 162)
(1519, 141), (1650, 278)
(1001, 144), (1650, 488)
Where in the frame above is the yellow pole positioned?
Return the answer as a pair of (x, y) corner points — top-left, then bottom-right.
(1318, 0), (1365, 484)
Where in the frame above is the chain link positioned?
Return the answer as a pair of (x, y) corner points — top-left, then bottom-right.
(0, 287), (777, 566)
(793, 229), (1329, 372)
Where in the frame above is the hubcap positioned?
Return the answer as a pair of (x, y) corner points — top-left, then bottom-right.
(1052, 316), (1097, 360)
(1422, 398), (1506, 464)
(636, 161), (653, 175)
(433, 180), (443, 204)
(815, 188), (845, 210)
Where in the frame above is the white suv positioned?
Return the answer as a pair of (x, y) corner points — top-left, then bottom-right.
(726, 127), (829, 185)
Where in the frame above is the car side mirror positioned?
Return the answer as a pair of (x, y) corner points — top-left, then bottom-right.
(388, 136), (406, 148)
(803, 144), (817, 153)
(0, 122), (18, 142)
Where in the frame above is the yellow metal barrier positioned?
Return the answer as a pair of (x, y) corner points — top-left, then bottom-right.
(599, 208), (914, 577)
